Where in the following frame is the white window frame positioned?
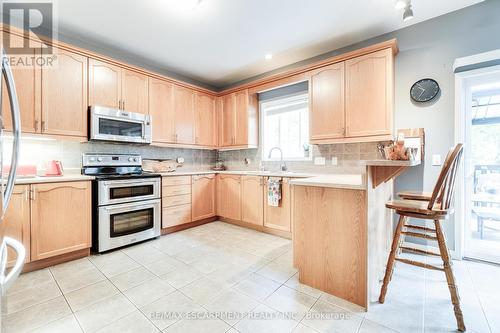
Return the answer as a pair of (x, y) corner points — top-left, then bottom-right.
(260, 92), (311, 162)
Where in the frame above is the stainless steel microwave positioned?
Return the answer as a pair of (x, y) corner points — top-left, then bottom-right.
(90, 106), (152, 144)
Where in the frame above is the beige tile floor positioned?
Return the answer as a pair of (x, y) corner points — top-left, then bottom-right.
(2, 221), (499, 333)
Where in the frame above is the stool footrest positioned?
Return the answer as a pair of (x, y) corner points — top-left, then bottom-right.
(400, 246), (441, 257)
(395, 257), (444, 271)
(404, 224), (436, 233)
(401, 231), (438, 241)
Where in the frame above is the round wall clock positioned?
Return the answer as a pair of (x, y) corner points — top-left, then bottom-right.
(410, 78), (440, 103)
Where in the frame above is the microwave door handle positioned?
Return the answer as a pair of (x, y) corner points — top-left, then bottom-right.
(1, 49), (21, 214)
(0, 237), (26, 295)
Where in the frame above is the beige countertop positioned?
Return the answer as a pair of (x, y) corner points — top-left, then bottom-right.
(289, 174), (366, 190)
(15, 174), (94, 185)
(365, 159), (421, 167)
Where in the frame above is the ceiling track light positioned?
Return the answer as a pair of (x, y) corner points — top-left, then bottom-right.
(395, 0), (414, 22)
(394, 0), (408, 10)
(403, 4), (414, 21)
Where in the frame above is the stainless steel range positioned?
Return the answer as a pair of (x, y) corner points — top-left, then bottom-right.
(82, 153), (161, 252)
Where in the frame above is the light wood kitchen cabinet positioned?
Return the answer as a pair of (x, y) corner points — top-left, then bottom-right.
(121, 69), (149, 114)
(41, 48), (88, 137)
(310, 62), (345, 142)
(3, 185), (31, 267)
(1, 34), (41, 134)
(192, 174), (216, 221)
(162, 176), (192, 228)
(149, 78), (175, 143)
(174, 85), (196, 144)
(88, 59), (122, 109)
(88, 59), (148, 113)
(241, 176), (264, 226)
(195, 93), (217, 147)
(31, 181), (91, 261)
(217, 174), (241, 220)
(219, 89), (258, 148)
(264, 177), (291, 232)
(345, 48), (393, 138)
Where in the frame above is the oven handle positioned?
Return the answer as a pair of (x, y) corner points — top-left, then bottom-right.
(100, 199), (160, 213)
(102, 179), (160, 186)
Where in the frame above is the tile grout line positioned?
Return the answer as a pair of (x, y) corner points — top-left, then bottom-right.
(464, 260), (494, 333)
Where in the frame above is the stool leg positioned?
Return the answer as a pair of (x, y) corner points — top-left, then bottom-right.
(379, 215), (406, 303)
(434, 220), (466, 332)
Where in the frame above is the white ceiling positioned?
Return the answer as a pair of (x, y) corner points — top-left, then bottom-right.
(56, 0), (483, 88)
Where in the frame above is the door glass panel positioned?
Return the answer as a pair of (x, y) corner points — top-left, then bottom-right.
(110, 185), (154, 200)
(99, 118), (143, 137)
(110, 208), (153, 237)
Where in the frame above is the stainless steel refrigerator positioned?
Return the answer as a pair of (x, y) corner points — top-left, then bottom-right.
(0, 48), (25, 321)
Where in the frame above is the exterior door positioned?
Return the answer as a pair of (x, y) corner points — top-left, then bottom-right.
(41, 48), (88, 137)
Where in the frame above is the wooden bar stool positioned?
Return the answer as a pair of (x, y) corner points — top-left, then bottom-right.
(379, 144), (465, 332)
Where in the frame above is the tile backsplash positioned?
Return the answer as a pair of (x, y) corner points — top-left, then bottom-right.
(3, 137), (384, 175)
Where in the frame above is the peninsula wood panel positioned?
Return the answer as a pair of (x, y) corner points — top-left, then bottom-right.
(192, 174), (216, 221)
(88, 59), (122, 109)
(310, 62), (345, 141)
(217, 174), (241, 220)
(41, 48), (88, 137)
(149, 78), (175, 143)
(264, 177), (291, 232)
(3, 185), (31, 267)
(2, 34), (41, 133)
(241, 176), (264, 226)
(174, 85), (195, 144)
(31, 181), (91, 261)
(292, 185), (367, 308)
(195, 93), (217, 146)
(121, 69), (149, 114)
(345, 48), (393, 138)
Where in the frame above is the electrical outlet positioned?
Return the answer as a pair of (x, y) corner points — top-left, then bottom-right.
(331, 156), (338, 166)
(432, 154), (442, 166)
(314, 157), (326, 165)
(176, 157), (185, 164)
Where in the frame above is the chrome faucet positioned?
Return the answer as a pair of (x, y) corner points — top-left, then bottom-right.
(268, 147), (287, 172)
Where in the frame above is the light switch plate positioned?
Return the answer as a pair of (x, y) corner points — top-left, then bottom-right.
(331, 156), (338, 166)
(432, 154), (442, 166)
(314, 157), (326, 165)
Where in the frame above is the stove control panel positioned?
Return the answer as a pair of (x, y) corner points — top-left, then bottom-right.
(82, 154), (142, 167)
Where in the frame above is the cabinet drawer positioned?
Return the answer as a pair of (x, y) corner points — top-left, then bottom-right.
(163, 185), (191, 196)
(162, 204), (191, 228)
(162, 176), (191, 186)
(162, 194), (191, 208)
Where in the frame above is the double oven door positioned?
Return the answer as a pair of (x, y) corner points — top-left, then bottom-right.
(96, 177), (160, 252)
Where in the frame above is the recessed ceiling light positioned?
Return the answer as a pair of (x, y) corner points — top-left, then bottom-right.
(403, 5), (414, 21)
(394, 0), (408, 10)
(265, 54), (273, 60)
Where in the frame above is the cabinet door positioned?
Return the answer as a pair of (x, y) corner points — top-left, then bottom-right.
(1, 34), (41, 133)
(88, 59), (122, 109)
(3, 185), (31, 267)
(174, 85), (195, 144)
(220, 93), (235, 146)
(31, 181), (91, 260)
(41, 48), (88, 137)
(195, 93), (217, 146)
(192, 174), (216, 220)
(264, 177), (291, 232)
(217, 175), (241, 220)
(310, 63), (345, 141)
(234, 90), (249, 145)
(241, 176), (264, 226)
(149, 78), (175, 143)
(345, 48), (393, 137)
(122, 69), (148, 114)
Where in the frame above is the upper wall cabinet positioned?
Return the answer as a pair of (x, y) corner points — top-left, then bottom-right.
(218, 89), (258, 149)
(41, 48), (88, 137)
(345, 48), (393, 138)
(174, 85), (196, 145)
(195, 92), (217, 147)
(88, 59), (148, 113)
(149, 77), (175, 144)
(310, 63), (345, 141)
(309, 48), (394, 144)
(1, 34), (40, 134)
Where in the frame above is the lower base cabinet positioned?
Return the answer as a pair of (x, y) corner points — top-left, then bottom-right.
(263, 177), (291, 232)
(31, 181), (91, 260)
(241, 176), (264, 226)
(4, 185), (31, 267)
(162, 176), (192, 228)
(192, 174), (216, 221)
(217, 174), (242, 220)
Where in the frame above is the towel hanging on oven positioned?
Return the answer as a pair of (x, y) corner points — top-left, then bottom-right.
(267, 177), (282, 207)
